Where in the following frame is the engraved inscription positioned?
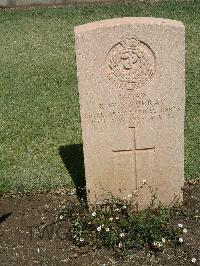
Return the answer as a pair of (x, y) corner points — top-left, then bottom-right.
(83, 92), (181, 125)
(106, 36), (156, 89)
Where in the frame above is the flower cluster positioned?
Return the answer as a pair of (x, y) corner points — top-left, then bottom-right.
(177, 223), (188, 244)
(64, 195), (182, 256)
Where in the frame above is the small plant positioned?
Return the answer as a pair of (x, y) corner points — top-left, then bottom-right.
(62, 190), (183, 257)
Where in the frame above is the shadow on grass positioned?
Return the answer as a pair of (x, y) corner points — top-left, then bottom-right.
(59, 144), (87, 202)
(0, 212), (12, 224)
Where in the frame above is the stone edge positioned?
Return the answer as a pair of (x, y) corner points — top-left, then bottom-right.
(74, 17), (185, 34)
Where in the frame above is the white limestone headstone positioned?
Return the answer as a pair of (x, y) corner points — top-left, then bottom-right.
(74, 17), (185, 208)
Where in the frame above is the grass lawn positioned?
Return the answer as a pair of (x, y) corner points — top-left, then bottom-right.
(0, 0), (199, 193)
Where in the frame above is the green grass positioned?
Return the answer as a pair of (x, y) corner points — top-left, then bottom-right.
(0, 0), (199, 193)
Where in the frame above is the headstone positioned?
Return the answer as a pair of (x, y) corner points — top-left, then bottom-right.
(74, 17), (185, 208)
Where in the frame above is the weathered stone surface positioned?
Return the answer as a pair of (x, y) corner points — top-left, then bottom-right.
(0, 0), (194, 8)
(74, 17), (185, 208)
(0, 0), (65, 7)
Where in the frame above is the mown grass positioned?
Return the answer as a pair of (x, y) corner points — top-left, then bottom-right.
(0, 0), (199, 193)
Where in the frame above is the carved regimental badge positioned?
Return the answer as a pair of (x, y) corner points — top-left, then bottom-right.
(106, 36), (156, 89)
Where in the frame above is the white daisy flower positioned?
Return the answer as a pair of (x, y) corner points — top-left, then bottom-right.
(97, 226), (102, 232)
(109, 217), (113, 221)
(118, 242), (122, 248)
(116, 216), (119, 220)
(105, 228), (110, 232)
(162, 238), (166, 243)
(122, 205), (127, 209)
(80, 238), (84, 242)
(120, 233), (125, 238)
(178, 223), (183, 228)
(179, 237), (183, 243)
(183, 228), (187, 233)
(59, 215), (63, 220)
(91, 212), (96, 217)
(191, 258), (196, 263)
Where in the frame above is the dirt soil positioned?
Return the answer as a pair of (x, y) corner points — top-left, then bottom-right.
(0, 181), (200, 266)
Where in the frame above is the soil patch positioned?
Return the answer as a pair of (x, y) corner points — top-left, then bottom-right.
(0, 182), (200, 265)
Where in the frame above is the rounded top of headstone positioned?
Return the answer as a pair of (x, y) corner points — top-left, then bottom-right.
(74, 17), (185, 34)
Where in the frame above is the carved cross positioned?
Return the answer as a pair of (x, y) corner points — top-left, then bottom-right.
(112, 127), (155, 190)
